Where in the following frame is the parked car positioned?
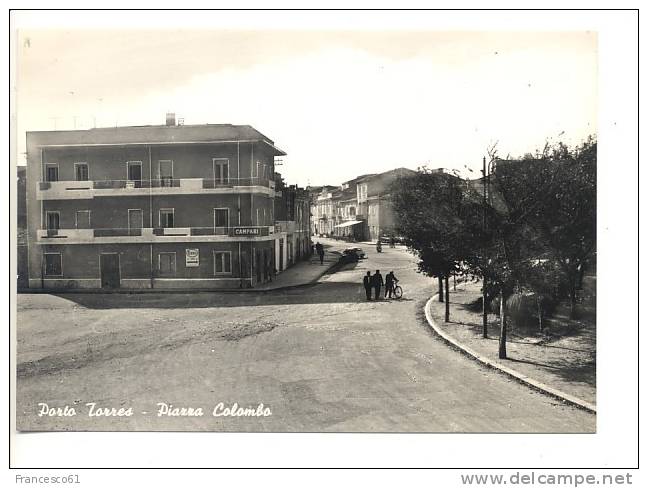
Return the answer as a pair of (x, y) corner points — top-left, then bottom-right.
(380, 235), (404, 244)
(341, 247), (366, 263)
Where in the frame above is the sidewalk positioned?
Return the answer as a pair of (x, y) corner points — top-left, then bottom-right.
(425, 281), (596, 411)
(254, 249), (341, 291)
(19, 247), (344, 295)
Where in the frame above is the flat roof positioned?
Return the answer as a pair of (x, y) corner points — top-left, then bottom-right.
(26, 124), (287, 156)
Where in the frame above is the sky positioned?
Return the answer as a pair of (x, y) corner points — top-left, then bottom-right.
(15, 29), (597, 187)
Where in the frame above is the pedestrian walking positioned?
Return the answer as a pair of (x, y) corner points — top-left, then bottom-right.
(385, 271), (399, 298)
(363, 271), (372, 301)
(372, 270), (384, 300)
(315, 242), (325, 265)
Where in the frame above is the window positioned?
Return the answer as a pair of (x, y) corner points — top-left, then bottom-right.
(46, 211), (60, 230)
(75, 210), (91, 229)
(213, 159), (229, 184)
(44, 253), (62, 276)
(45, 164), (59, 182)
(159, 209), (174, 228)
(127, 161), (143, 188)
(158, 160), (173, 187)
(75, 163), (89, 181)
(214, 251), (232, 274)
(158, 253), (176, 277)
(128, 209), (143, 235)
(214, 208), (229, 229)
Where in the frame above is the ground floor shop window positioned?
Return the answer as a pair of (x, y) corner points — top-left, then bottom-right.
(214, 251), (232, 275)
(158, 252), (176, 277)
(44, 253), (62, 276)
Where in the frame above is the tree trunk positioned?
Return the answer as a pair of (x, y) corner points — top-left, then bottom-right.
(482, 279), (488, 338)
(444, 276), (450, 322)
(537, 296), (543, 332)
(453, 274), (456, 291)
(438, 277), (444, 302)
(569, 281), (577, 319)
(498, 290), (507, 359)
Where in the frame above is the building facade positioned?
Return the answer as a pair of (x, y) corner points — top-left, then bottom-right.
(356, 168), (416, 241)
(309, 185), (337, 237)
(308, 168), (415, 242)
(25, 117), (302, 290)
(274, 176), (311, 272)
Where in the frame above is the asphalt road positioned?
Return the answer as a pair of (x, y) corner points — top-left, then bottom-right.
(16, 240), (595, 432)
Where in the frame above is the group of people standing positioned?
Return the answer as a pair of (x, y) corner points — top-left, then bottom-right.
(363, 270), (399, 300)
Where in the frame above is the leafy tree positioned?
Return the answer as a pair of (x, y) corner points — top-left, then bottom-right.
(493, 137), (597, 318)
(390, 169), (475, 322)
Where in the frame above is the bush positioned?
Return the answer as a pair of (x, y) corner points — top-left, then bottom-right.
(505, 292), (558, 330)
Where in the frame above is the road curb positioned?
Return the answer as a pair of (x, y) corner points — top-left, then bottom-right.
(424, 296), (597, 414)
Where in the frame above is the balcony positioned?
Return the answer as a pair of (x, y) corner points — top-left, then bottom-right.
(35, 226), (275, 244)
(36, 177), (275, 200)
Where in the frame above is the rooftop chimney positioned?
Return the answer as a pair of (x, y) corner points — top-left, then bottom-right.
(165, 112), (176, 126)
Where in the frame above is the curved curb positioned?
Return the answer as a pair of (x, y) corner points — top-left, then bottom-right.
(424, 296), (597, 414)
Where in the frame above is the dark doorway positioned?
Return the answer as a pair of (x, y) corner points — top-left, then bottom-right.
(279, 239), (284, 271)
(255, 249), (262, 283)
(100, 253), (121, 289)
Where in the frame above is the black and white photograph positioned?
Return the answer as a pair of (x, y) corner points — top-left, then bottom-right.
(8, 7), (639, 474)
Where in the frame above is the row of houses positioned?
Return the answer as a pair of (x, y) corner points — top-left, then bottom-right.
(21, 115), (311, 290)
(308, 168), (416, 242)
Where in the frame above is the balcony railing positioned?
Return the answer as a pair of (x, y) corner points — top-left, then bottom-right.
(93, 179), (181, 189)
(37, 178), (275, 200)
(36, 226), (274, 243)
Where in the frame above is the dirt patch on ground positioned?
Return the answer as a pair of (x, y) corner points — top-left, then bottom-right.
(428, 282), (596, 405)
(17, 318), (283, 378)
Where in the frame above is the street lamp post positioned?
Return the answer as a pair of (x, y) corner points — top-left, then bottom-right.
(482, 157), (488, 338)
(481, 155), (496, 339)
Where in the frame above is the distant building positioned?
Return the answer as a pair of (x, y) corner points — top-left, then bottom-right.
(308, 168), (416, 242)
(331, 175), (373, 241)
(309, 185), (337, 237)
(356, 168), (417, 241)
(25, 115), (306, 290)
(274, 174), (311, 271)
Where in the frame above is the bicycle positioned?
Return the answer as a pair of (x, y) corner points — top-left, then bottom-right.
(392, 284), (403, 299)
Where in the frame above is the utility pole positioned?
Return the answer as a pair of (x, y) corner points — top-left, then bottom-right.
(482, 156), (488, 338)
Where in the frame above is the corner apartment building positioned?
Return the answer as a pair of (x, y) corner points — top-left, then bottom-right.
(26, 116), (291, 290)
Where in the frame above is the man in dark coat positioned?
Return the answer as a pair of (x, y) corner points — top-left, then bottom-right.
(385, 271), (399, 298)
(372, 270), (384, 300)
(362, 271), (372, 301)
(315, 242), (325, 265)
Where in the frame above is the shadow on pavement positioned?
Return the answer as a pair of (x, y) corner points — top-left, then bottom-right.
(49, 281), (400, 310)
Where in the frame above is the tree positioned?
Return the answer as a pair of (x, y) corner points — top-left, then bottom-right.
(493, 137), (597, 318)
(390, 169), (475, 323)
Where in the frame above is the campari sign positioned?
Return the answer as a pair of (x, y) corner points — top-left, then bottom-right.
(230, 226), (269, 237)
